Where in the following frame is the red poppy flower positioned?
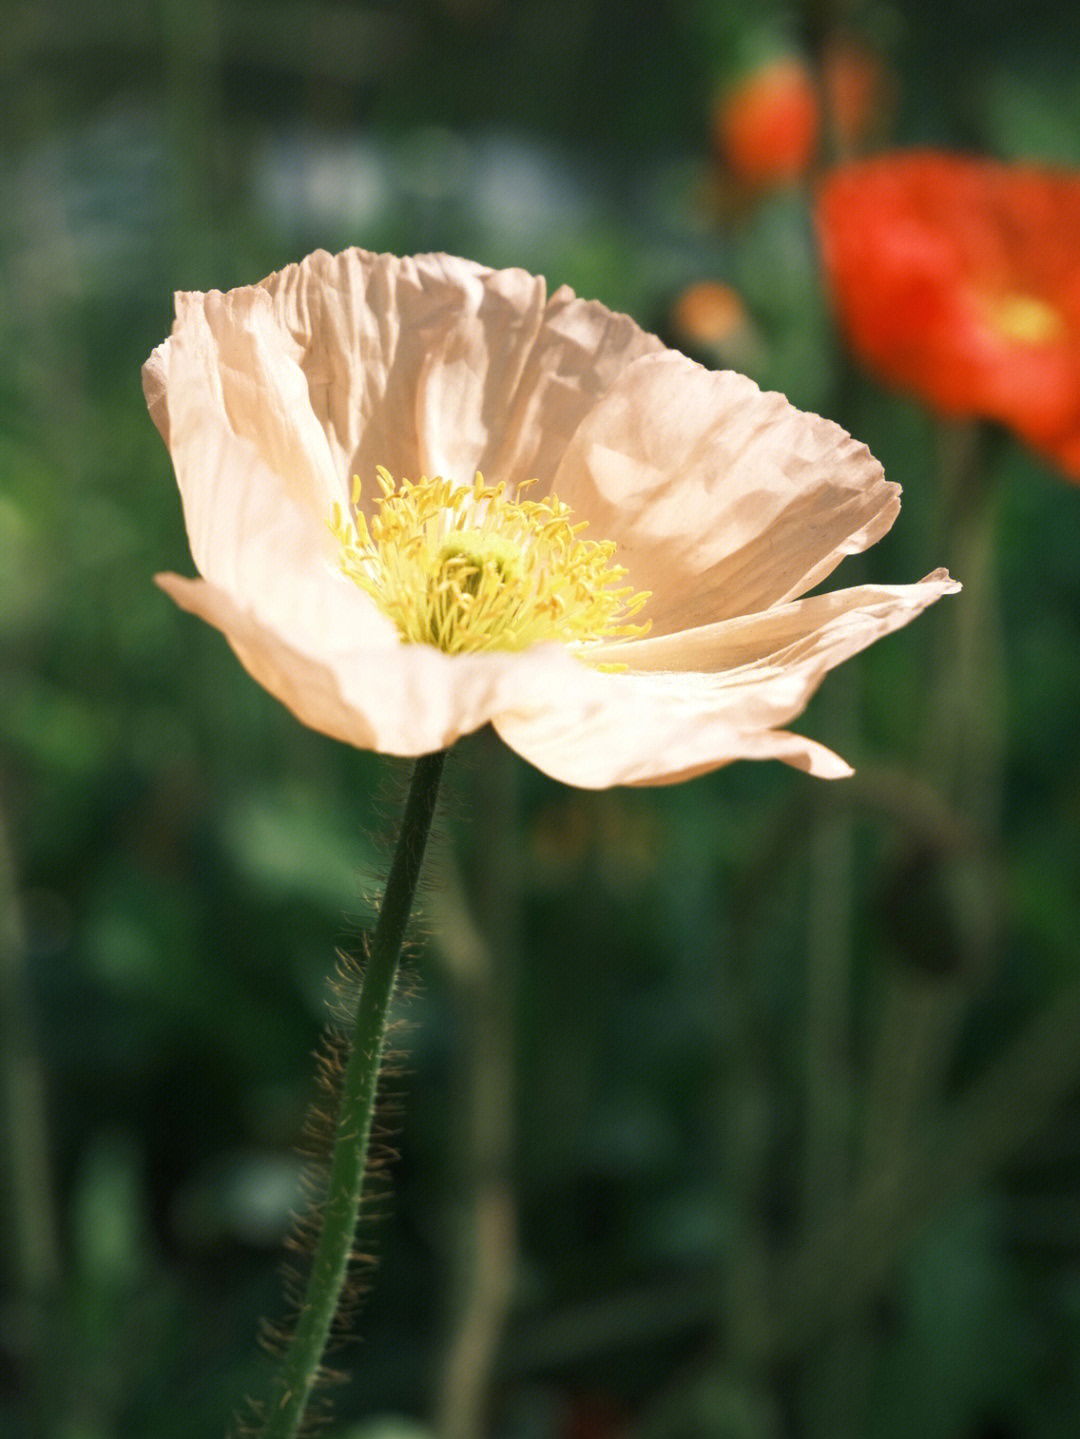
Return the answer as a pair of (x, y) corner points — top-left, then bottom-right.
(816, 152), (1080, 479)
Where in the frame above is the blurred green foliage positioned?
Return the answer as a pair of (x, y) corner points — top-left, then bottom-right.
(3, 2), (1080, 1438)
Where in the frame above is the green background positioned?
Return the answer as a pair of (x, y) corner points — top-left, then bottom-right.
(3, 2), (1080, 1437)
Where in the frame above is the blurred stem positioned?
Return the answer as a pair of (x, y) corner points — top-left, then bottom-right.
(766, 426), (1014, 1361)
(720, 1054), (773, 1368)
(500, 1271), (716, 1374)
(800, 1320), (877, 1439)
(931, 419), (1006, 835)
(803, 2), (847, 174)
(0, 804), (61, 1294)
(858, 420), (1002, 1209)
(434, 732), (519, 1439)
(161, 0), (222, 279)
(718, 887), (778, 1368)
(802, 661), (857, 1230)
(260, 750), (446, 1439)
(795, 657), (862, 1439)
(0, 799), (62, 1439)
(860, 972), (966, 1179)
(758, 973), (1080, 1361)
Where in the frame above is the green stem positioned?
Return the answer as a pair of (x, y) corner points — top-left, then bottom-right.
(261, 750), (446, 1439)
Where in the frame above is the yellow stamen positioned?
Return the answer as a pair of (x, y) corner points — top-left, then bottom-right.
(330, 468), (650, 660)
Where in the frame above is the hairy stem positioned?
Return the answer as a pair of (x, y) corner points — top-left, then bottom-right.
(260, 750), (446, 1439)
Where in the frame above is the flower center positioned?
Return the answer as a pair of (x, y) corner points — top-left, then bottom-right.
(981, 291), (1067, 346)
(331, 467), (650, 657)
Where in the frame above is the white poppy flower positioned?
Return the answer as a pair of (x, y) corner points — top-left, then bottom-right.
(145, 248), (957, 788)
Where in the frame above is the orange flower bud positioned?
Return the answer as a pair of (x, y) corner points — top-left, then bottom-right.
(711, 42), (895, 188)
(667, 280), (765, 372)
(711, 56), (819, 187)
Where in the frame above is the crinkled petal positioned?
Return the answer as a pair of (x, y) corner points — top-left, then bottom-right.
(495, 571), (958, 787)
(493, 669), (853, 787)
(552, 351), (900, 636)
(258, 249), (543, 486)
(483, 284), (666, 485)
(597, 569), (959, 680)
(256, 250), (662, 499)
(148, 423), (392, 658)
(157, 572), (602, 757)
(144, 287), (344, 554)
(142, 287), (362, 654)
